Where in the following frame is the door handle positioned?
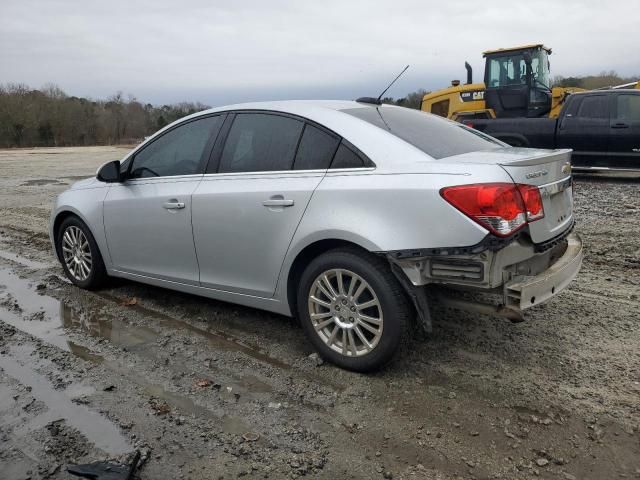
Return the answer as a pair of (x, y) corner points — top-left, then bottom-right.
(262, 195), (294, 207)
(262, 199), (294, 207)
(611, 122), (630, 129)
(163, 201), (185, 210)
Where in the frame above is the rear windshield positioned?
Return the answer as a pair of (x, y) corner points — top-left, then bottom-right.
(341, 106), (503, 159)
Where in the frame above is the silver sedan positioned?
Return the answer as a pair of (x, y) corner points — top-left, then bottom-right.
(50, 100), (583, 371)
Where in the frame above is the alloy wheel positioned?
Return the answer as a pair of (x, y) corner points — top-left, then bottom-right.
(61, 226), (92, 281)
(308, 268), (383, 357)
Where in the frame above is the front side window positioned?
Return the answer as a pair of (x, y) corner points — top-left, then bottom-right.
(616, 95), (640, 122)
(342, 106), (503, 160)
(487, 54), (526, 87)
(130, 115), (223, 179)
(219, 113), (304, 173)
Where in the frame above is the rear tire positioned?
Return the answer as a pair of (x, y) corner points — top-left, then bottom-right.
(57, 216), (108, 290)
(297, 247), (411, 372)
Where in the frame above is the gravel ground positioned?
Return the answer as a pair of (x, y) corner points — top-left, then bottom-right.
(0, 147), (638, 480)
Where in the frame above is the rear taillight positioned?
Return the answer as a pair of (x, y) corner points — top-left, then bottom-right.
(440, 183), (545, 237)
(516, 184), (544, 221)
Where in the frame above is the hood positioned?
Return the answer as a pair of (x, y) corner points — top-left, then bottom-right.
(70, 177), (102, 190)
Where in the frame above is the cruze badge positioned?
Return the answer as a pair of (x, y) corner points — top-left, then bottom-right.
(525, 169), (549, 179)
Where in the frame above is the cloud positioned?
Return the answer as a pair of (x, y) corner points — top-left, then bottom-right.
(1, 0), (638, 105)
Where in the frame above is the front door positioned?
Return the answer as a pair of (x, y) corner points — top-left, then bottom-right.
(104, 115), (225, 284)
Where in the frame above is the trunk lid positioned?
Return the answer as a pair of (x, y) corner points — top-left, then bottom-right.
(447, 147), (574, 243)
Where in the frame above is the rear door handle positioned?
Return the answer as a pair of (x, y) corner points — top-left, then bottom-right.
(263, 195), (294, 208)
(262, 199), (294, 207)
(163, 201), (185, 210)
(611, 122), (630, 129)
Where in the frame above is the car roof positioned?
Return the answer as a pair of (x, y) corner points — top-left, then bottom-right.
(208, 99), (361, 112)
(173, 100), (439, 168)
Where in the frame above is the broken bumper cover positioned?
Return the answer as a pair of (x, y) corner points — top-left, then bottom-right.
(504, 232), (583, 311)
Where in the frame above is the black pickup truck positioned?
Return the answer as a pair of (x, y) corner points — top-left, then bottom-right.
(465, 89), (640, 171)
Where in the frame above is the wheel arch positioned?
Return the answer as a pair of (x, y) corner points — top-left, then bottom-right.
(52, 209), (100, 262)
(284, 237), (377, 319)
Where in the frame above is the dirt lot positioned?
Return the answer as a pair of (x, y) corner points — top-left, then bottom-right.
(0, 146), (638, 480)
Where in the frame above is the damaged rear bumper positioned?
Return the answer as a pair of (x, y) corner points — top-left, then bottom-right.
(387, 231), (583, 327)
(504, 233), (583, 311)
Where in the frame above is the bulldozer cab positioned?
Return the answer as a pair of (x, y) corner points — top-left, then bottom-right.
(483, 44), (552, 118)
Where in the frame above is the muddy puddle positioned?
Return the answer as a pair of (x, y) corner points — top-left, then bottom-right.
(0, 344), (132, 455)
(142, 383), (250, 434)
(20, 179), (65, 187)
(0, 264), (278, 435)
(0, 238), (51, 270)
(0, 265), (286, 369)
(97, 292), (291, 370)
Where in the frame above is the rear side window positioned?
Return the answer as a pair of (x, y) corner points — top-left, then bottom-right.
(577, 96), (608, 119)
(130, 115), (223, 178)
(293, 124), (340, 170)
(331, 142), (365, 168)
(616, 94), (640, 122)
(219, 113), (303, 173)
(341, 106), (502, 159)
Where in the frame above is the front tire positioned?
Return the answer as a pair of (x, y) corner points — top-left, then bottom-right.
(297, 247), (411, 372)
(57, 216), (108, 289)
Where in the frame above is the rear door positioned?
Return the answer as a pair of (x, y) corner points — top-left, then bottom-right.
(192, 113), (340, 297)
(608, 93), (640, 169)
(556, 94), (609, 167)
(103, 115), (225, 284)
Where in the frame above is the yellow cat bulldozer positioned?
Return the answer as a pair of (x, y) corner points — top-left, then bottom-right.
(421, 44), (587, 121)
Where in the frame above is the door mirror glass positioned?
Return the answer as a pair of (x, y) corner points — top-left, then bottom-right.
(97, 160), (121, 183)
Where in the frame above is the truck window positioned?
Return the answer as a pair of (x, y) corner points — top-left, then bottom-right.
(577, 96), (608, 119)
(616, 95), (640, 122)
(430, 100), (450, 117)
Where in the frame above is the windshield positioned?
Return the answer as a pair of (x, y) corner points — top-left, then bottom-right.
(341, 106), (503, 160)
(486, 49), (550, 89)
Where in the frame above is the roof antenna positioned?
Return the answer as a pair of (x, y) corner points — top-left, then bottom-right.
(356, 65), (410, 105)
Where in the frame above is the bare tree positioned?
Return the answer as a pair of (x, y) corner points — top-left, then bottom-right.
(0, 83), (210, 147)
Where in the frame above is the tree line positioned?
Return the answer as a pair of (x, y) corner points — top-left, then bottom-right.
(0, 83), (209, 148)
(551, 71), (639, 89)
(1, 72), (636, 148)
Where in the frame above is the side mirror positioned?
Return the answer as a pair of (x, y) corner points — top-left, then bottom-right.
(96, 160), (121, 183)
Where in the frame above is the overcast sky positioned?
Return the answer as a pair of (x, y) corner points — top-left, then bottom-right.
(2, 0), (639, 106)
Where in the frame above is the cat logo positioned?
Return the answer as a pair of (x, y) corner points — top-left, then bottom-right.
(561, 163), (571, 175)
(460, 90), (485, 102)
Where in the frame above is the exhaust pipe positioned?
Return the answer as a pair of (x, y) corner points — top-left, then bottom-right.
(465, 62), (473, 85)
